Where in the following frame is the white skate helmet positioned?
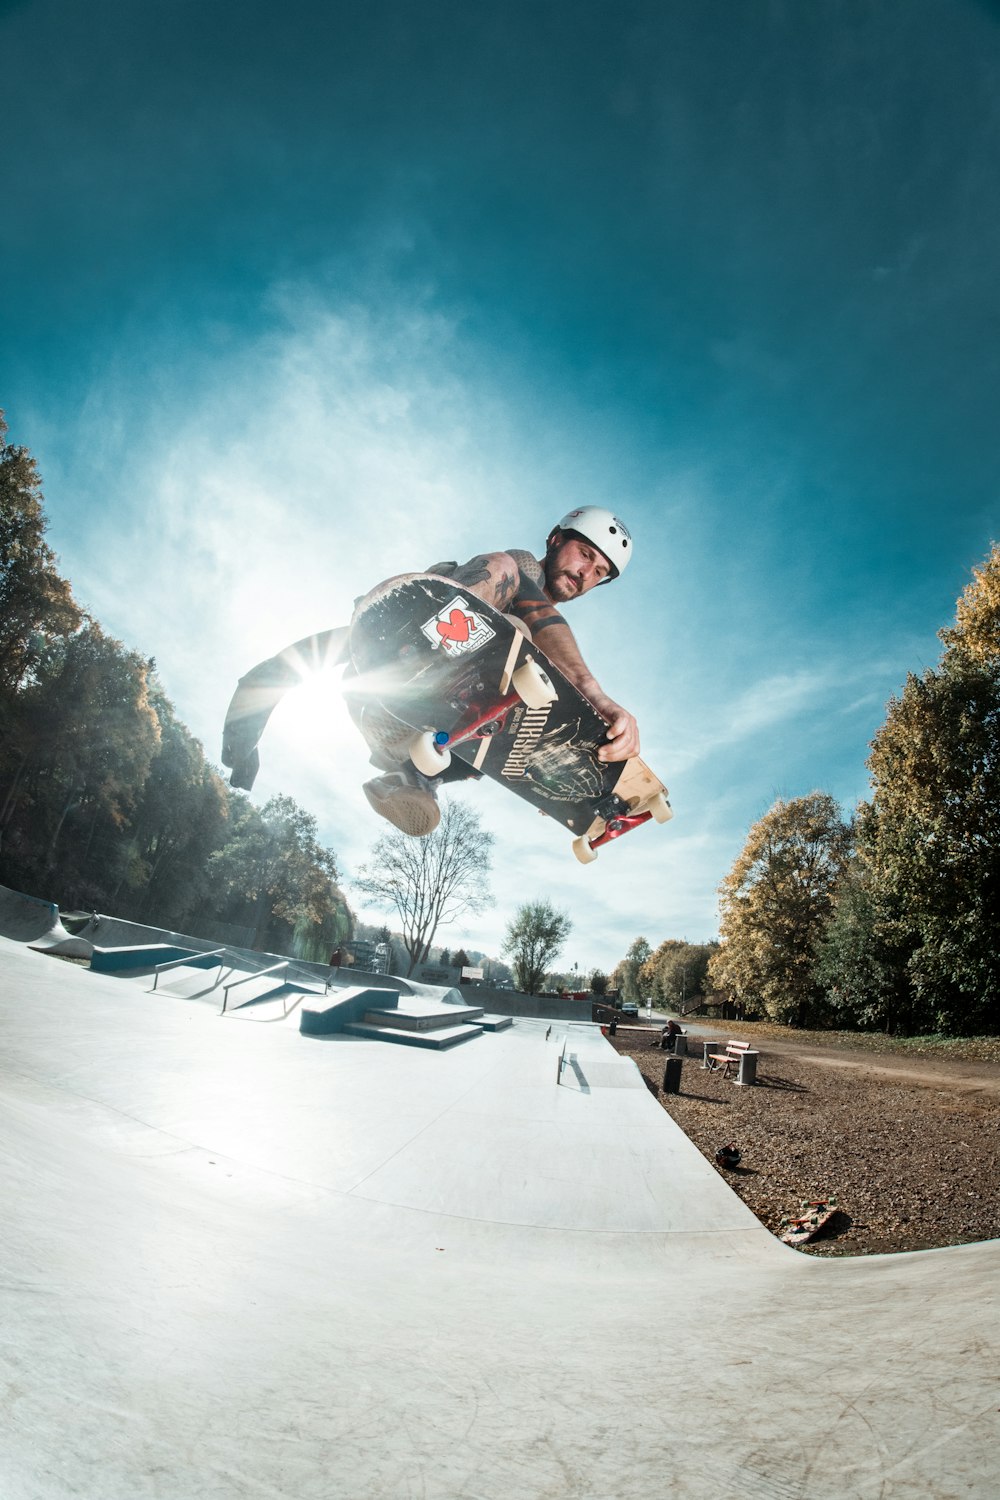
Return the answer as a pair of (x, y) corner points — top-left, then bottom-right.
(553, 506), (633, 581)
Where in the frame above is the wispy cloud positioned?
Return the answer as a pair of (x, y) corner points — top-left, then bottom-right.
(667, 665), (841, 780)
(50, 285), (556, 733)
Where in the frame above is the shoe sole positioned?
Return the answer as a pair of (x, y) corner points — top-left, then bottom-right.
(363, 782), (441, 838)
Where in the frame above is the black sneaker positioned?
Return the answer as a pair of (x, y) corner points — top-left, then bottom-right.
(362, 768), (441, 837)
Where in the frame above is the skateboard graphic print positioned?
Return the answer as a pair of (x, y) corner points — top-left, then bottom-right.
(420, 598), (497, 656)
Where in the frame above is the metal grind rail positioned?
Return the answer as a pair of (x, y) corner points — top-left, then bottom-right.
(221, 961), (290, 1015)
(556, 1022), (604, 1086)
(151, 948), (227, 991)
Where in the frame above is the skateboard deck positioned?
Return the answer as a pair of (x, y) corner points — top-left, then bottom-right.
(349, 577), (672, 861)
(780, 1199), (838, 1247)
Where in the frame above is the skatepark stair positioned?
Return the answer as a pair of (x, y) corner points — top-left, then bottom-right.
(343, 999), (485, 1049)
(345, 1018), (484, 1049)
(298, 989), (487, 1049)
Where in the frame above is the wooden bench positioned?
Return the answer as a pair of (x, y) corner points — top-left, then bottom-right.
(707, 1040), (752, 1079)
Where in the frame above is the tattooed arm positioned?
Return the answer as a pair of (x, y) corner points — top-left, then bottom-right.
(446, 553), (521, 612)
(509, 555), (639, 762)
(440, 549), (639, 762)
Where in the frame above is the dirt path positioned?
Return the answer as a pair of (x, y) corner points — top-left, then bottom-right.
(732, 1036), (1000, 1096)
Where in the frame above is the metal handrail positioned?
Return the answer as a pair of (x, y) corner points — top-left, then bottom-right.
(221, 961), (288, 1014)
(151, 948), (226, 990)
(556, 1036), (567, 1085)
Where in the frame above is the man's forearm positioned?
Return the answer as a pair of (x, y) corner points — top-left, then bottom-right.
(525, 619), (603, 707)
(534, 620), (639, 760)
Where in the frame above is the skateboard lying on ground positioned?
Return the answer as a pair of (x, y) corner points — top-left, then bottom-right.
(349, 577), (672, 862)
(780, 1199), (838, 1248)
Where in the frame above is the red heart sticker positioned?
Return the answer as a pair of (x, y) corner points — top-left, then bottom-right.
(436, 608), (472, 644)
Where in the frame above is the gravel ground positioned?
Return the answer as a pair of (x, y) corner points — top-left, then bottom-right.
(609, 1023), (1000, 1256)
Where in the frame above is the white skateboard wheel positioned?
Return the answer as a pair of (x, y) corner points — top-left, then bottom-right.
(409, 730), (452, 776)
(647, 791), (673, 824)
(573, 836), (598, 864)
(511, 657), (557, 710)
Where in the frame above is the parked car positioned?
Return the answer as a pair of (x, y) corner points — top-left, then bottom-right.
(620, 1001), (639, 1017)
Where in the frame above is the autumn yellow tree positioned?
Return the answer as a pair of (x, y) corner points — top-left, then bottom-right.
(938, 540), (1000, 665)
(836, 541), (1000, 1034)
(0, 411), (81, 695)
(710, 793), (852, 1025)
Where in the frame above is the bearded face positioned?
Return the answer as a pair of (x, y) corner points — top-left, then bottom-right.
(543, 530), (614, 601)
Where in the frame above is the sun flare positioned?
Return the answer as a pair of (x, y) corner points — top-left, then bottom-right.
(267, 667), (358, 759)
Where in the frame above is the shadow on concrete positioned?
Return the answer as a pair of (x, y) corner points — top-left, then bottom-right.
(563, 1054), (591, 1093)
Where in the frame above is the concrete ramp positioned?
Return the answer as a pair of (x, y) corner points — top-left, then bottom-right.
(409, 981), (465, 1002)
(223, 978), (321, 1019)
(0, 883), (95, 957)
(29, 927), (96, 958)
(0, 883), (64, 943)
(1, 941), (998, 1498)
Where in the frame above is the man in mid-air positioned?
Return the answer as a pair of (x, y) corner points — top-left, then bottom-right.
(355, 506), (638, 835)
(221, 506), (637, 837)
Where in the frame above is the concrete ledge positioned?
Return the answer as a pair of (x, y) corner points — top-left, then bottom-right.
(299, 986), (400, 1035)
(90, 943), (217, 974)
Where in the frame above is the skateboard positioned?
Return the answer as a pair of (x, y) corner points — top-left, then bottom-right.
(779, 1199), (838, 1247)
(349, 577), (672, 861)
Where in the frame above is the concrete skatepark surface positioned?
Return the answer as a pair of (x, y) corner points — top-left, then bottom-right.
(1, 920), (998, 1497)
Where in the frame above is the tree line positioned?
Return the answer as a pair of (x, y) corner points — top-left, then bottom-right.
(710, 544), (999, 1036)
(608, 544), (999, 1039)
(0, 412), (352, 958)
(607, 936), (719, 1012)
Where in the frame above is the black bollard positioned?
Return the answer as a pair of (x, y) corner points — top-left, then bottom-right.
(662, 1056), (683, 1094)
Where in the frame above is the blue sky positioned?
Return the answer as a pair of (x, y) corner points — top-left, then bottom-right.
(2, 0), (999, 975)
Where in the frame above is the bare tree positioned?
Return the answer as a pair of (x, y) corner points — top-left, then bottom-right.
(354, 798), (494, 975)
